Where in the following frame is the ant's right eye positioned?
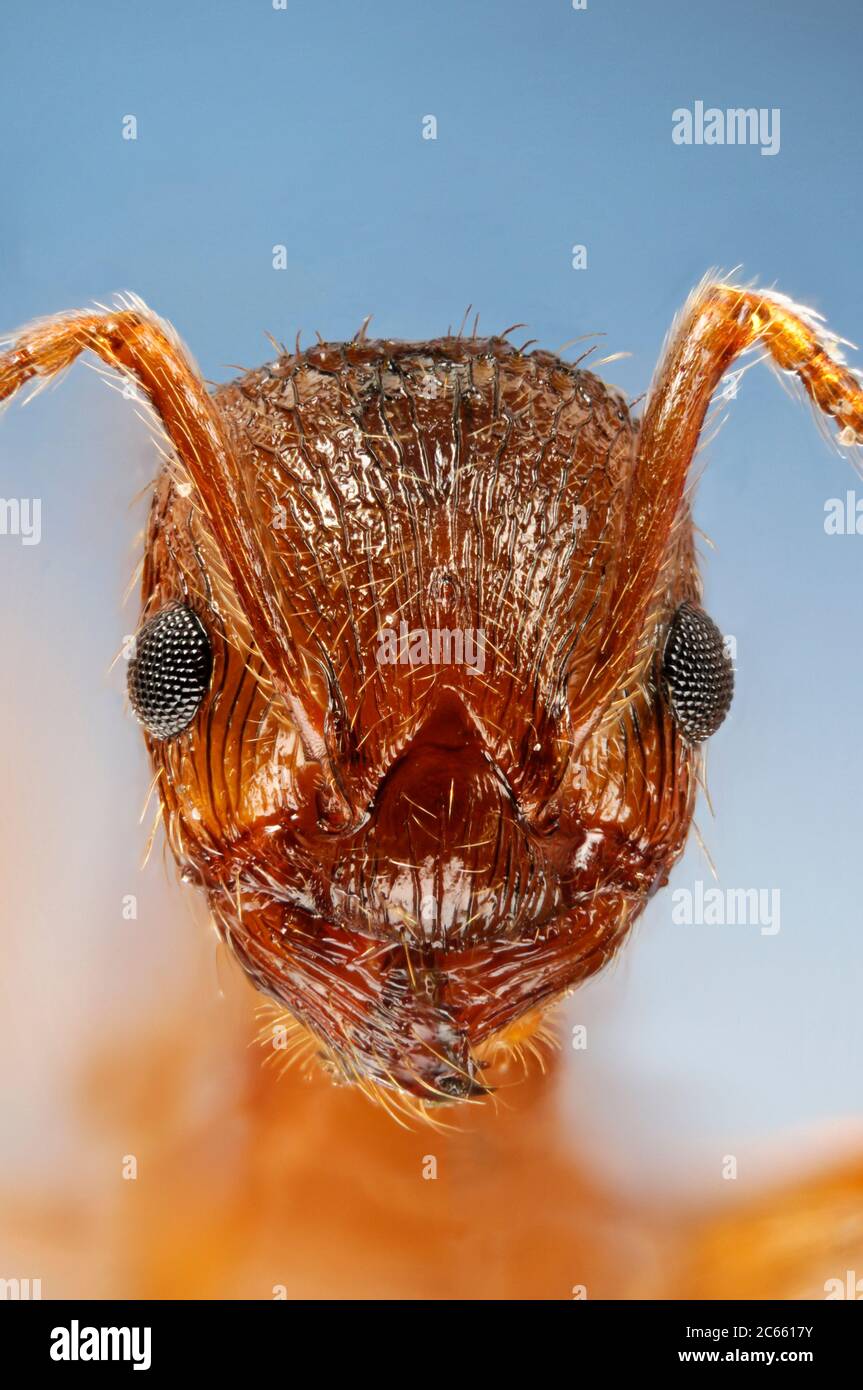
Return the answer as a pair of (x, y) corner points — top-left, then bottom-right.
(662, 600), (734, 743)
(127, 603), (213, 740)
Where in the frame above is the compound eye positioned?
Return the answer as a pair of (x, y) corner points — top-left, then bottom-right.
(662, 600), (733, 743)
(127, 603), (213, 740)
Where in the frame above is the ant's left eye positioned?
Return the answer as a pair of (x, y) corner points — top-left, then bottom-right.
(127, 603), (213, 740)
(662, 600), (734, 743)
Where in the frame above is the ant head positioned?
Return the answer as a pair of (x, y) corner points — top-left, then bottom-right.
(129, 336), (725, 1102)
(4, 284), (860, 1105)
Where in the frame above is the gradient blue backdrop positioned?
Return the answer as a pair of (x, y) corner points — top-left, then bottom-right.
(1, 0), (860, 1190)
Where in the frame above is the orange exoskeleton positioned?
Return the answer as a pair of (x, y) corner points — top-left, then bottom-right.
(2, 278), (861, 1110)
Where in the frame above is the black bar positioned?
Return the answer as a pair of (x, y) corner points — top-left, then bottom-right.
(1, 1298), (858, 1372)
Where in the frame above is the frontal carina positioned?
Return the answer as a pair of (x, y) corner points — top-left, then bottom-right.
(2, 279), (861, 1108)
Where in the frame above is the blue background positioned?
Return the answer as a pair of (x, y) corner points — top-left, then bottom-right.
(1, 0), (861, 1190)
